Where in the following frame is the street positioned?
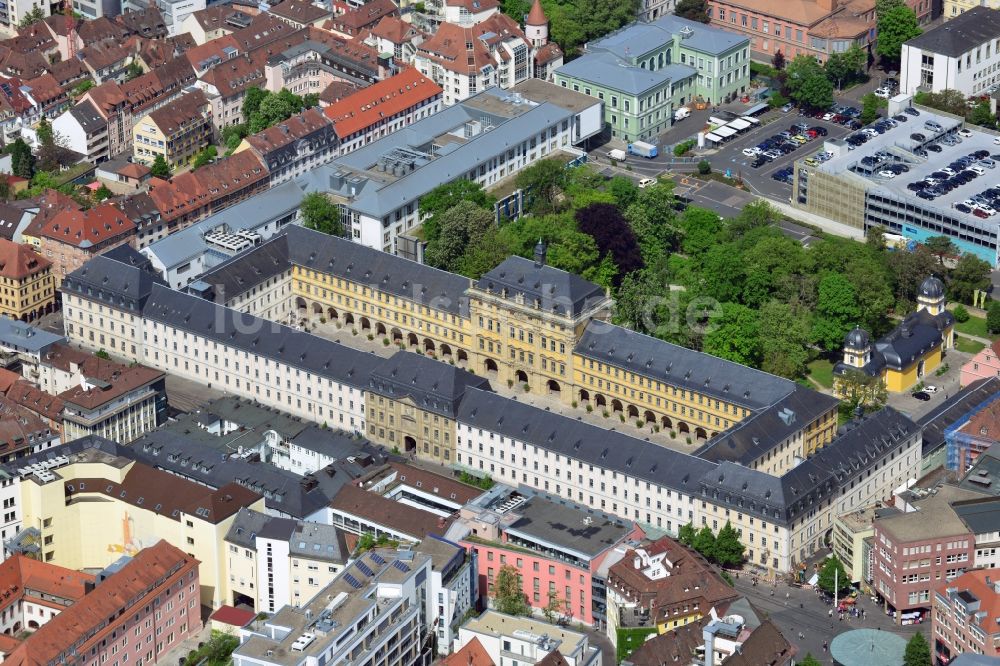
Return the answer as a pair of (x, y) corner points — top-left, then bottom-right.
(732, 576), (928, 664)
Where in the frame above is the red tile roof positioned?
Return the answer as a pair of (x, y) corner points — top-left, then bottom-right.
(268, 0), (331, 24)
(210, 605), (257, 627)
(331, 0), (398, 34)
(5, 380), (64, 423)
(526, 0), (547, 25)
(246, 107), (331, 153)
(5, 541), (196, 666)
(38, 204), (135, 249)
(323, 67), (440, 137)
(0, 239), (50, 280)
(417, 14), (527, 74)
(446, 0), (499, 12)
(0, 368), (18, 394)
(442, 638), (494, 666)
(0, 555), (94, 611)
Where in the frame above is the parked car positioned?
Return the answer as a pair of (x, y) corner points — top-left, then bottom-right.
(959, 128), (974, 138)
(874, 87), (892, 98)
(781, 103), (794, 112)
(904, 107), (920, 116)
(638, 178), (656, 188)
(742, 147), (760, 157)
(877, 170), (896, 178)
(893, 114), (909, 123)
(910, 133), (926, 142)
(924, 385), (940, 393)
(927, 144), (942, 152)
(912, 391), (931, 401)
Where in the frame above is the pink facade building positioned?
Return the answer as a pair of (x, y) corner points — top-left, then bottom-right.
(961, 341), (1000, 387)
(932, 569), (1000, 664)
(4, 540), (201, 665)
(459, 490), (642, 628)
(872, 486), (976, 624)
(704, 0), (930, 62)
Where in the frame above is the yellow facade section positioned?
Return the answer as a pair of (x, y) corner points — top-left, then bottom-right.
(290, 259), (839, 462)
(19, 460), (266, 607)
(0, 262), (54, 321)
(657, 612), (703, 632)
(885, 346), (943, 393)
(292, 265), (472, 360)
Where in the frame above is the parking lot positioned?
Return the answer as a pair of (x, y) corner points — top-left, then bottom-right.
(707, 109), (857, 199)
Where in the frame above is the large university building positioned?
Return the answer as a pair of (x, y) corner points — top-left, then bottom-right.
(58, 225), (921, 575)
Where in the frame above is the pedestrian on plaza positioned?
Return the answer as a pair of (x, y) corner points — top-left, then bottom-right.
(828, 609), (833, 618)
(785, 592), (790, 600)
(823, 641), (828, 652)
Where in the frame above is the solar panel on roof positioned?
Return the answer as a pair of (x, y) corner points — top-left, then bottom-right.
(370, 552), (385, 565)
(343, 573), (362, 589)
(392, 560), (410, 573)
(356, 561), (374, 577)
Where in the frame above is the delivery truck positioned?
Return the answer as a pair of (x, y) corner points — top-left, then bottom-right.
(607, 148), (627, 161)
(674, 107), (690, 121)
(628, 141), (658, 158)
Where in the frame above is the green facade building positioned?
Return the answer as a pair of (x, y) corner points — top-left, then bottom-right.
(555, 15), (751, 142)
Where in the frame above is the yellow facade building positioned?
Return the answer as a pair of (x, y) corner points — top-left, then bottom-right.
(0, 239), (54, 322)
(834, 276), (954, 394)
(132, 89), (212, 168)
(16, 447), (265, 607)
(203, 227), (840, 467)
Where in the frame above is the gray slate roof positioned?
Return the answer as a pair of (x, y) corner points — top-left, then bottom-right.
(557, 53), (696, 95)
(456, 387), (716, 495)
(68, 100), (106, 135)
(198, 231), (291, 301)
(575, 321), (796, 411)
(368, 353), (491, 418)
(696, 385), (839, 465)
(62, 246), (166, 314)
(226, 507), (275, 548)
(952, 496), (1000, 535)
(477, 255), (607, 317)
(904, 6), (1000, 58)
(0, 317), (63, 353)
(285, 225), (471, 316)
(699, 408), (919, 525)
(142, 283), (382, 390)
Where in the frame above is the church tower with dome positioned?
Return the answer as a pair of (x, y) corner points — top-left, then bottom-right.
(833, 276), (955, 394)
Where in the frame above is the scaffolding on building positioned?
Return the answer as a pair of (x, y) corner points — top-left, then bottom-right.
(945, 390), (1000, 472)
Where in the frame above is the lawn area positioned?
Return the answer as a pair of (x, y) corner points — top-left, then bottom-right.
(955, 335), (986, 355)
(806, 358), (835, 389)
(954, 315), (996, 340)
(617, 627), (659, 663)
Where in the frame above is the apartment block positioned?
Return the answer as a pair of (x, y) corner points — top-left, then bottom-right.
(133, 88), (213, 167)
(457, 487), (640, 628)
(232, 547), (433, 666)
(932, 569), (1000, 663)
(455, 611), (602, 666)
(901, 7), (1000, 96)
(0, 239), (54, 323)
(235, 107), (337, 185)
(9, 440), (265, 606)
(4, 540), (201, 664)
(225, 507), (349, 613)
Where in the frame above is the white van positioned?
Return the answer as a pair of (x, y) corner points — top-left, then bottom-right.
(674, 107), (690, 121)
(607, 148), (627, 161)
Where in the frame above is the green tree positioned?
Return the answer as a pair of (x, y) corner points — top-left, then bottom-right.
(678, 522), (697, 546)
(71, 79), (94, 98)
(242, 87), (268, 121)
(904, 632), (931, 666)
(150, 154), (171, 179)
(759, 301), (812, 379)
(950, 254), (992, 304)
(925, 235), (957, 266)
(712, 521), (745, 567)
(674, 0), (709, 22)
(813, 273), (861, 352)
(876, 0), (904, 14)
(516, 158), (569, 214)
(798, 655), (823, 666)
(10, 139), (34, 179)
(772, 50), (786, 70)
(817, 555), (851, 595)
(877, 5), (922, 64)
(456, 227), (511, 279)
(693, 526), (717, 559)
(125, 61), (143, 81)
(794, 72), (834, 110)
(19, 5), (44, 27)
(94, 184), (112, 201)
(914, 89), (968, 116)
(785, 55), (825, 97)
(222, 124), (248, 153)
(303, 92), (320, 109)
(424, 200), (494, 272)
(953, 304), (970, 322)
(846, 254), (894, 335)
(419, 180), (494, 220)
(543, 591), (563, 623)
(838, 368), (888, 414)
(824, 48), (864, 89)
(192, 145), (217, 169)
(702, 303), (760, 367)
(988, 301), (1000, 334)
(493, 565), (530, 616)
(969, 99), (996, 128)
(860, 92), (881, 125)
(300, 192), (342, 236)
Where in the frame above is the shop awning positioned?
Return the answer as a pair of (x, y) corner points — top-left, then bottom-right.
(744, 101), (770, 116)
